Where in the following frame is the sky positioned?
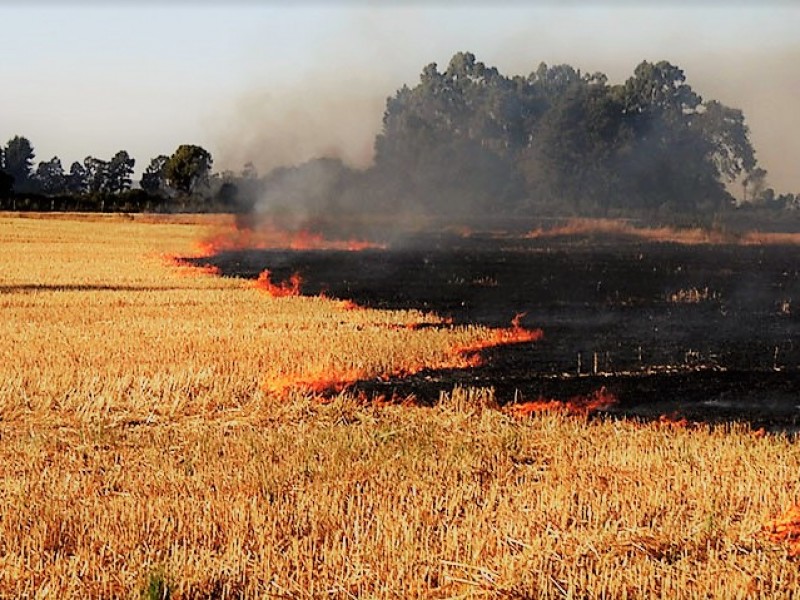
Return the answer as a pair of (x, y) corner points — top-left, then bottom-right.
(1, 1), (798, 192)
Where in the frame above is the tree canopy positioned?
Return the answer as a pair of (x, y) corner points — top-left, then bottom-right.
(164, 145), (212, 195)
(373, 53), (763, 216)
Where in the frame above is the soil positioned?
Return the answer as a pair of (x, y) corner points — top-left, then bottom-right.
(192, 231), (800, 431)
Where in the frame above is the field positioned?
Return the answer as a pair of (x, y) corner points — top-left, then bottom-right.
(2, 213), (800, 598)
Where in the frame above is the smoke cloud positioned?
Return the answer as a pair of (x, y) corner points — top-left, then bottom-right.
(213, 76), (388, 175)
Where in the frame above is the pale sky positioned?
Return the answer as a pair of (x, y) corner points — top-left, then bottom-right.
(1, 2), (798, 191)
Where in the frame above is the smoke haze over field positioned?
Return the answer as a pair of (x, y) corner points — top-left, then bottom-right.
(0, 3), (798, 192)
(210, 7), (800, 193)
(213, 76), (387, 174)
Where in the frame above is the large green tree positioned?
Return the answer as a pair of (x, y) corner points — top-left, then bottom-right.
(164, 145), (212, 195)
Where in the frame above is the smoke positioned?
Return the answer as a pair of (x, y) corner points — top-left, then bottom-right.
(688, 46), (800, 194)
(209, 6), (800, 238)
(213, 76), (388, 175)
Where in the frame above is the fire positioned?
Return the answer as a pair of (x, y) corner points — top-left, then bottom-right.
(196, 223), (386, 255)
(253, 270), (302, 297)
(452, 315), (544, 367)
(508, 387), (618, 418)
(261, 313), (546, 399)
(340, 300), (362, 311)
(161, 253), (221, 277)
(657, 413), (691, 428)
(263, 367), (366, 397)
(763, 504), (800, 557)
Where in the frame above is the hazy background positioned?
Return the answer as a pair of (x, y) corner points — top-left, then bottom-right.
(1, 2), (797, 191)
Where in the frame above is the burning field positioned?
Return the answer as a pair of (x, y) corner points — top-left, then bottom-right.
(1, 213), (800, 598)
(191, 217), (800, 430)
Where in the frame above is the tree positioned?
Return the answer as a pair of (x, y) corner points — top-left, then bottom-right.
(35, 156), (66, 195)
(83, 156), (109, 194)
(106, 150), (135, 194)
(0, 171), (12, 199)
(164, 145), (212, 195)
(697, 100), (756, 183)
(743, 167), (768, 204)
(140, 155), (169, 195)
(66, 161), (88, 194)
(4, 136), (36, 193)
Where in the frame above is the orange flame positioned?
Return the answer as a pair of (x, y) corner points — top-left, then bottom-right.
(161, 253), (221, 277)
(340, 300), (362, 311)
(253, 270), (302, 297)
(196, 224), (385, 256)
(452, 316), (544, 367)
(658, 413), (691, 428)
(764, 504), (800, 557)
(508, 387), (618, 418)
(261, 313), (545, 399)
(263, 367), (366, 397)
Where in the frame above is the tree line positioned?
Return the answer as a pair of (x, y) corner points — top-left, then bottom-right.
(1, 52), (797, 218)
(0, 140), (221, 212)
(369, 53), (798, 216)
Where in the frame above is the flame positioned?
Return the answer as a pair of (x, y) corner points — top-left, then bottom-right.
(340, 300), (362, 311)
(263, 367), (366, 396)
(452, 316), (544, 367)
(261, 313), (545, 399)
(764, 504), (800, 557)
(196, 223), (385, 255)
(658, 413), (691, 428)
(161, 253), (221, 277)
(253, 270), (302, 297)
(508, 387), (618, 418)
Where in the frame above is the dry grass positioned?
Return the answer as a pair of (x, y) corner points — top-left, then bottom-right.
(1, 214), (799, 598)
(526, 217), (800, 246)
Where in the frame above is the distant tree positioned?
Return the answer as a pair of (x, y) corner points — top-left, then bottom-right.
(164, 145), (212, 195)
(0, 170), (12, 199)
(35, 156), (67, 196)
(521, 78), (624, 213)
(140, 155), (169, 195)
(83, 156), (109, 196)
(4, 136), (36, 193)
(743, 167), (767, 204)
(106, 150), (135, 194)
(697, 100), (756, 182)
(241, 161), (258, 179)
(0, 146), (10, 200)
(66, 161), (88, 194)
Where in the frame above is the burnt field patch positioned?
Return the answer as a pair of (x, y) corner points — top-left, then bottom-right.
(192, 233), (800, 429)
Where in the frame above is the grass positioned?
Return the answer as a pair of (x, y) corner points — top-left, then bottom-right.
(1, 213), (799, 598)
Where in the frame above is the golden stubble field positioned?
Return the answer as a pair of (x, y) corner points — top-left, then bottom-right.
(1, 213), (799, 599)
